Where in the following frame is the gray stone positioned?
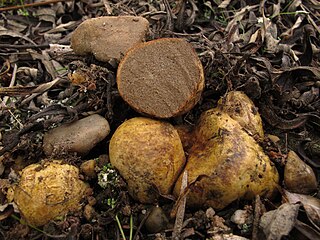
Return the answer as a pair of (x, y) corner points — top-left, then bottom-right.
(71, 16), (149, 62)
(43, 114), (110, 156)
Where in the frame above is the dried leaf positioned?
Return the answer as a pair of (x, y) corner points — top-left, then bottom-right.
(295, 220), (320, 239)
(306, 0), (320, 10)
(270, 2), (281, 19)
(252, 196), (265, 240)
(0, 204), (14, 221)
(0, 19), (27, 32)
(210, 234), (249, 240)
(262, 16), (281, 53)
(0, 85), (37, 97)
(284, 190), (320, 230)
(46, 21), (78, 34)
(225, 5), (259, 33)
(102, 0), (113, 15)
(301, 4), (320, 34)
(259, 203), (300, 240)
(17, 67), (38, 79)
(0, 29), (36, 45)
(172, 170), (188, 239)
(288, 0), (302, 12)
(273, 66), (320, 93)
(0, 77), (62, 97)
(249, 29), (261, 44)
(280, 16), (304, 39)
(20, 77), (64, 105)
(36, 8), (56, 24)
(29, 50), (59, 79)
(47, 44), (72, 57)
(218, 0), (231, 9)
(259, 103), (309, 130)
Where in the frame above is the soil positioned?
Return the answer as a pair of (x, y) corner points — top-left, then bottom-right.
(0, 0), (319, 240)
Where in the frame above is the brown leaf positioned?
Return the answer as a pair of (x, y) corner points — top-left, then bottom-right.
(0, 29), (36, 45)
(273, 66), (320, 93)
(0, 204), (14, 221)
(295, 220), (320, 239)
(36, 8), (56, 24)
(172, 170), (188, 239)
(225, 5), (259, 33)
(0, 85), (37, 97)
(0, 77), (62, 97)
(284, 190), (320, 230)
(218, 0), (232, 9)
(259, 203), (300, 240)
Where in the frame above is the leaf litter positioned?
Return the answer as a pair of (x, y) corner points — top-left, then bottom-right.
(0, 0), (320, 239)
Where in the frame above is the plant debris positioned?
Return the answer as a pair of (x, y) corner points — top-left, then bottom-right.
(0, 0), (320, 239)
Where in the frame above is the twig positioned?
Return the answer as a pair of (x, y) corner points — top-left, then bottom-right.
(163, 0), (175, 31)
(0, 63), (23, 129)
(2, 63), (17, 106)
(0, 60), (10, 76)
(172, 170), (188, 240)
(0, 0), (72, 12)
(252, 195), (264, 240)
(133, 210), (151, 240)
(0, 44), (50, 49)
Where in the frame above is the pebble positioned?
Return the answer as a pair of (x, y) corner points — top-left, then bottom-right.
(83, 204), (96, 221)
(267, 134), (280, 144)
(80, 159), (97, 179)
(43, 114), (110, 156)
(284, 150), (317, 194)
(231, 209), (252, 226)
(71, 16), (149, 62)
(144, 206), (169, 233)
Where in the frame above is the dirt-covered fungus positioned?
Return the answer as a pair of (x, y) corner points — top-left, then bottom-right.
(14, 161), (88, 227)
(109, 117), (186, 203)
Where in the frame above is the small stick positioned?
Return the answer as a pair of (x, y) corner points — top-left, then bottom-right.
(172, 170), (188, 240)
(0, 0), (72, 12)
(252, 195), (264, 240)
(0, 44), (50, 49)
(2, 63), (17, 106)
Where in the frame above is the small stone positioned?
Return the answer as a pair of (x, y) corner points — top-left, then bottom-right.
(80, 224), (94, 240)
(231, 209), (252, 226)
(145, 206), (169, 233)
(206, 207), (216, 220)
(83, 204), (96, 221)
(122, 205), (131, 216)
(71, 16), (149, 62)
(209, 215), (231, 234)
(0, 156), (4, 176)
(211, 234), (249, 240)
(87, 196), (97, 206)
(284, 151), (317, 194)
(80, 160), (97, 179)
(43, 114), (110, 156)
(267, 134), (280, 144)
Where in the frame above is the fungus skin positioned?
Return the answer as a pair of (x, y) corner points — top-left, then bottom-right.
(14, 161), (88, 227)
(173, 108), (279, 210)
(109, 117), (186, 203)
